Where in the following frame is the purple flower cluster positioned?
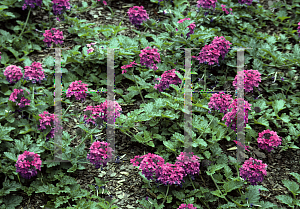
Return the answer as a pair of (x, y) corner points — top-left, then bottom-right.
(197, 0), (217, 10)
(221, 4), (233, 15)
(24, 61), (46, 84)
(192, 36), (232, 66)
(239, 157), (267, 185)
(154, 68), (182, 92)
(175, 18), (196, 39)
(121, 61), (139, 74)
(38, 111), (62, 141)
(22, 0), (42, 10)
(232, 69), (262, 93)
(222, 98), (252, 131)
(43, 28), (64, 48)
(83, 100), (122, 125)
(15, 151), (42, 179)
(97, 0), (107, 5)
(139, 47), (161, 71)
(130, 152), (200, 186)
(3, 65), (23, 84)
(87, 141), (114, 169)
(52, 0), (71, 15)
(257, 129), (282, 152)
(208, 92), (233, 114)
(178, 204), (197, 209)
(9, 89), (31, 108)
(66, 80), (89, 102)
(127, 6), (150, 29)
(238, 0), (253, 5)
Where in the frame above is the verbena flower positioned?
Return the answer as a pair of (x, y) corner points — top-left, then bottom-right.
(43, 28), (64, 48)
(232, 69), (261, 93)
(222, 98), (252, 131)
(121, 61), (138, 74)
(87, 48), (94, 54)
(221, 4), (233, 15)
(38, 111), (62, 141)
(239, 157), (267, 185)
(154, 68), (182, 92)
(178, 203), (197, 209)
(127, 6), (150, 29)
(175, 18), (196, 39)
(24, 61), (46, 84)
(15, 151), (42, 179)
(52, 0), (71, 15)
(66, 80), (89, 101)
(238, 0), (253, 5)
(22, 0), (42, 10)
(9, 89), (31, 108)
(192, 44), (221, 66)
(175, 152), (200, 177)
(197, 0), (217, 10)
(208, 92), (233, 114)
(3, 65), (23, 84)
(210, 36), (232, 61)
(97, 0), (107, 5)
(87, 141), (114, 169)
(257, 129), (282, 152)
(155, 162), (185, 186)
(139, 47), (161, 71)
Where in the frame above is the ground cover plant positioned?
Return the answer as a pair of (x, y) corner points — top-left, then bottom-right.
(0, 0), (300, 208)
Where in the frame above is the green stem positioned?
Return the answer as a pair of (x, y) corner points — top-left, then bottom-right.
(161, 185), (169, 206)
(107, 6), (115, 18)
(195, 115), (215, 142)
(204, 66), (207, 91)
(62, 104), (72, 118)
(18, 8), (31, 39)
(77, 125), (100, 148)
(189, 175), (210, 209)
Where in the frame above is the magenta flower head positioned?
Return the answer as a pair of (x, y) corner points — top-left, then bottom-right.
(257, 129), (282, 152)
(130, 153), (165, 180)
(175, 152), (200, 177)
(3, 65), (23, 84)
(66, 80), (89, 102)
(192, 44), (221, 66)
(38, 111), (62, 141)
(197, 0), (217, 10)
(97, 0), (107, 5)
(139, 47), (161, 71)
(127, 6), (150, 29)
(239, 157), (267, 185)
(24, 61), (46, 84)
(222, 98), (252, 131)
(238, 0), (253, 5)
(155, 162), (186, 186)
(15, 151), (42, 179)
(175, 18), (196, 38)
(178, 203), (197, 209)
(211, 36), (232, 61)
(232, 69), (261, 93)
(52, 0), (71, 15)
(87, 141), (114, 169)
(9, 89), (31, 108)
(121, 61), (138, 74)
(208, 92), (233, 114)
(43, 28), (64, 48)
(22, 0), (43, 10)
(154, 68), (182, 92)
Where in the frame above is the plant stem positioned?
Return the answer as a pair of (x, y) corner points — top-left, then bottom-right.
(189, 175), (210, 209)
(19, 8), (31, 39)
(77, 124), (100, 147)
(195, 115), (215, 142)
(62, 104), (72, 118)
(161, 185), (169, 206)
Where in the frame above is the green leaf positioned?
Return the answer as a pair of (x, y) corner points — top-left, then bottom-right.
(279, 113), (290, 123)
(276, 195), (294, 207)
(272, 100), (286, 114)
(254, 117), (269, 127)
(281, 179), (299, 195)
(3, 194), (23, 209)
(4, 152), (18, 162)
(223, 180), (244, 193)
(0, 125), (15, 141)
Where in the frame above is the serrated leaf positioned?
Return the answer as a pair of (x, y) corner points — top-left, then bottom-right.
(272, 100), (286, 114)
(282, 179), (299, 195)
(223, 180), (244, 193)
(276, 194), (294, 206)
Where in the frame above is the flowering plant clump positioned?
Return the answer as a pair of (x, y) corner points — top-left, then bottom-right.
(154, 69), (182, 92)
(232, 69), (262, 93)
(130, 153), (165, 180)
(192, 44), (221, 66)
(52, 0), (71, 15)
(15, 151), (42, 179)
(9, 89), (31, 108)
(139, 47), (161, 71)
(38, 111), (61, 141)
(24, 62), (46, 84)
(257, 129), (282, 152)
(127, 6), (150, 29)
(175, 18), (196, 38)
(178, 203), (197, 209)
(221, 4), (233, 15)
(239, 157), (267, 185)
(197, 0), (217, 10)
(43, 28), (64, 48)
(210, 36), (232, 61)
(3, 65), (23, 84)
(155, 162), (186, 186)
(238, 0), (253, 5)
(87, 141), (114, 169)
(175, 152), (200, 179)
(121, 61), (138, 74)
(222, 98), (252, 131)
(22, 0), (42, 10)
(66, 80), (89, 101)
(208, 92), (233, 114)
